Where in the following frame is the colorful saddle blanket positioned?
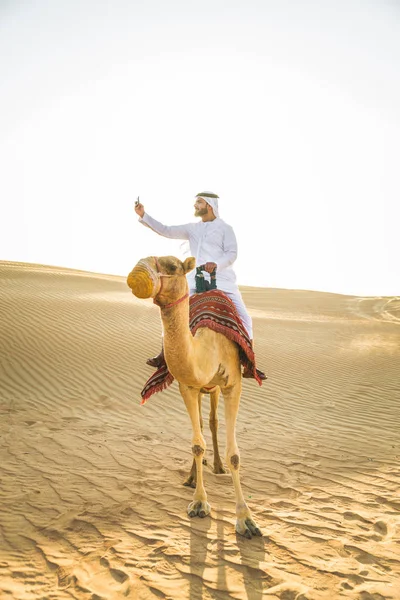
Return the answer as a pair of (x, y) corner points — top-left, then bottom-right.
(140, 290), (264, 404)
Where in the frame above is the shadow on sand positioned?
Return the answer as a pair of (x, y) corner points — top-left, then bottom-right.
(189, 506), (267, 600)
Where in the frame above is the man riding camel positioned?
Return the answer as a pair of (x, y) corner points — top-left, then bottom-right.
(134, 191), (266, 380)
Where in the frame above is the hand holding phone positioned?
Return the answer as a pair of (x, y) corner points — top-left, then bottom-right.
(134, 196), (145, 218)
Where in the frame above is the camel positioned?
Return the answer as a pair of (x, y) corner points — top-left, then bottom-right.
(127, 255), (262, 538)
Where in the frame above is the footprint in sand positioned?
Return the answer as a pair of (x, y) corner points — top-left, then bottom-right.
(149, 587), (166, 598)
(57, 566), (74, 589)
(340, 581), (354, 591)
(271, 500), (296, 510)
(100, 558), (129, 583)
(98, 395), (114, 409)
(132, 434), (152, 442)
(87, 428), (103, 435)
(327, 539), (350, 558)
(343, 511), (370, 526)
(111, 569), (129, 583)
(373, 520), (388, 537)
(344, 515), (389, 541)
(344, 544), (390, 570)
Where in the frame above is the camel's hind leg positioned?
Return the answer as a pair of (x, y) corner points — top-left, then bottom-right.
(209, 387), (226, 474)
(223, 381), (262, 538)
(179, 383), (210, 518)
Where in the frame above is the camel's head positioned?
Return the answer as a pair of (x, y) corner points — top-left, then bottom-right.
(127, 256), (196, 300)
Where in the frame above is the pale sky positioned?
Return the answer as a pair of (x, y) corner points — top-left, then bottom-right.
(1, 0), (399, 296)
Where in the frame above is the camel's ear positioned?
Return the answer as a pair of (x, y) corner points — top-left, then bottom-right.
(183, 257), (196, 274)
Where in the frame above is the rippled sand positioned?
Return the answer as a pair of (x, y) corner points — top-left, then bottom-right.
(0, 261), (399, 600)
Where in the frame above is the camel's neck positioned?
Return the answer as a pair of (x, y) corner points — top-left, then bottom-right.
(160, 299), (196, 381)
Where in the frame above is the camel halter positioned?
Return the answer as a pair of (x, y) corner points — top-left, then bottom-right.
(142, 257), (189, 310)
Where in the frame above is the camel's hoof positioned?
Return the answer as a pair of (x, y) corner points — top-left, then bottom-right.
(183, 476), (196, 488)
(187, 500), (211, 518)
(213, 463), (226, 474)
(236, 517), (262, 538)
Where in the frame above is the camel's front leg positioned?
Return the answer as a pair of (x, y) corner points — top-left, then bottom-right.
(179, 384), (211, 518)
(223, 382), (262, 538)
(183, 392), (205, 488)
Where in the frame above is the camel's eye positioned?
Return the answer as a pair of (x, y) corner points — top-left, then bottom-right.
(169, 264), (177, 273)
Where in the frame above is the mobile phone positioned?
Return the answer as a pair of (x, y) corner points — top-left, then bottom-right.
(135, 196), (140, 206)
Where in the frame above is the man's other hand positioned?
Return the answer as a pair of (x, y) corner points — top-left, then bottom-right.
(204, 262), (217, 273)
(135, 201), (145, 218)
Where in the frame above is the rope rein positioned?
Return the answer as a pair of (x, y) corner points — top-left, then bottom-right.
(150, 257), (189, 310)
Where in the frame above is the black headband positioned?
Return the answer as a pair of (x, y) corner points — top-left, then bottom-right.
(196, 191), (219, 199)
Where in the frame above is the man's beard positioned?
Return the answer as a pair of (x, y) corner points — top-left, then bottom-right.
(195, 208), (207, 217)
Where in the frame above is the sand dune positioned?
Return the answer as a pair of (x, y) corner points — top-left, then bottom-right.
(0, 261), (399, 600)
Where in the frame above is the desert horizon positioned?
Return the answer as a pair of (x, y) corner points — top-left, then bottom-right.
(0, 260), (399, 599)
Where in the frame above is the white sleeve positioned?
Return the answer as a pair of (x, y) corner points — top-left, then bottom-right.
(217, 225), (238, 270)
(139, 213), (192, 240)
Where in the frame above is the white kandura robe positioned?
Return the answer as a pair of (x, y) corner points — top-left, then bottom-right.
(139, 212), (253, 337)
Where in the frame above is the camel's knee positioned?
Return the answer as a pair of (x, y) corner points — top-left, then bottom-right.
(192, 444), (205, 457)
(192, 433), (206, 457)
(228, 453), (240, 470)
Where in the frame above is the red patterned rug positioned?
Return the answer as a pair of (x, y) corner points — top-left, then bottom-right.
(140, 290), (265, 404)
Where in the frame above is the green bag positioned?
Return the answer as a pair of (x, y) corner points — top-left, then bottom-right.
(195, 265), (217, 293)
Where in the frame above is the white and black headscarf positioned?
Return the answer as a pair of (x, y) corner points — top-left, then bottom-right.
(196, 191), (220, 218)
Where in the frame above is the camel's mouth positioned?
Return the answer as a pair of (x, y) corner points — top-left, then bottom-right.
(127, 264), (156, 299)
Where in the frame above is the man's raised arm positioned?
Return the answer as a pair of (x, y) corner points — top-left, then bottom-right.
(134, 200), (191, 240)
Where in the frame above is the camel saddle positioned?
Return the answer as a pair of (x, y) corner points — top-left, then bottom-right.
(140, 289), (265, 404)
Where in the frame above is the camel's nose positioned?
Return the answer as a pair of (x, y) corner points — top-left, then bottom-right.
(127, 265), (154, 299)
